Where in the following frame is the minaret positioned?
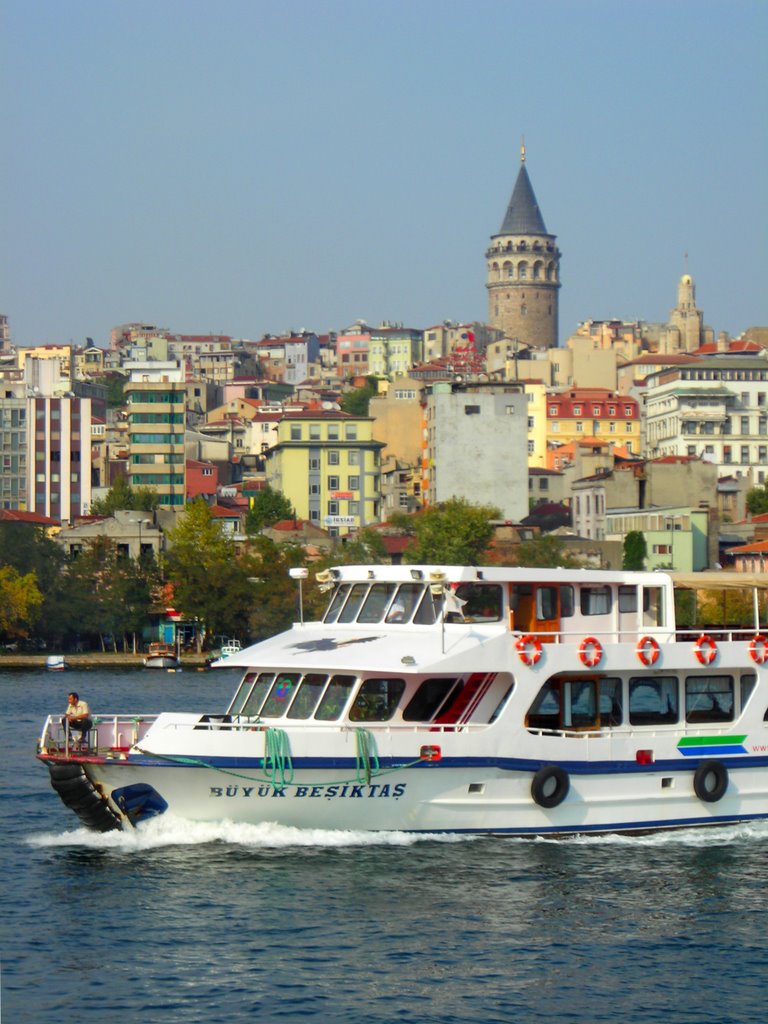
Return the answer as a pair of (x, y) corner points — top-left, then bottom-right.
(486, 144), (561, 348)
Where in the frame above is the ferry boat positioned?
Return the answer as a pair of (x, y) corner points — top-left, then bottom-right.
(37, 565), (768, 836)
(143, 642), (181, 670)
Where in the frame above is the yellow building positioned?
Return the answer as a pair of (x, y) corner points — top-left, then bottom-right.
(523, 381), (549, 468)
(546, 388), (640, 454)
(264, 412), (385, 537)
(16, 344), (73, 380)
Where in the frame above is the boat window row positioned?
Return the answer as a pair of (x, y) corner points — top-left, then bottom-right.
(526, 672), (758, 732)
(323, 581), (504, 626)
(228, 670), (513, 724)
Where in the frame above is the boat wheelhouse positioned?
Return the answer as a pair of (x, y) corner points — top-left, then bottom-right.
(38, 565), (768, 836)
(143, 642), (181, 670)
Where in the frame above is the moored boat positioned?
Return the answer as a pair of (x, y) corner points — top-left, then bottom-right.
(37, 564), (768, 836)
(45, 655), (68, 671)
(143, 642), (181, 670)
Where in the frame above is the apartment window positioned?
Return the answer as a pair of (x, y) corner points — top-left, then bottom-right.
(348, 450), (360, 465)
(327, 476), (339, 490)
(465, 405), (481, 415)
(573, 405), (582, 415)
(290, 424), (301, 440)
(609, 422), (616, 433)
(348, 501), (359, 515)
(723, 446), (732, 464)
(592, 405), (600, 416)
(759, 446), (767, 463)
(741, 416), (750, 435)
(328, 450), (340, 465)
(328, 424), (340, 440)
(348, 476), (359, 490)
(345, 424), (357, 440)
(608, 406), (616, 416)
(759, 418), (767, 436)
(623, 406), (633, 417)
(527, 417), (534, 429)
(741, 446), (750, 464)
(549, 405), (558, 416)
(576, 422), (584, 432)
(309, 424), (321, 440)
(527, 440), (535, 454)
(327, 501), (339, 515)
(309, 457), (320, 470)
(687, 445), (696, 456)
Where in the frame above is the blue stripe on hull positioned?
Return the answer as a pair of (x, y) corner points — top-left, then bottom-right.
(678, 745), (747, 756)
(119, 753), (768, 773)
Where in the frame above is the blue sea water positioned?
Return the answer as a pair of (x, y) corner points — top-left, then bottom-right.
(2, 665), (767, 1024)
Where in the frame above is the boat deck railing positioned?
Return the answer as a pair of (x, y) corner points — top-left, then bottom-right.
(38, 714), (160, 758)
(512, 627), (761, 643)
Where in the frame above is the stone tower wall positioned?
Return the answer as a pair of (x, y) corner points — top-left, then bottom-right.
(486, 232), (560, 348)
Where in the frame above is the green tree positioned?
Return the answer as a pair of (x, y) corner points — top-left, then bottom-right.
(93, 373), (126, 408)
(241, 537), (309, 639)
(339, 376), (380, 416)
(398, 499), (501, 565)
(90, 476), (134, 515)
(0, 566), (43, 640)
(623, 531), (647, 571)
(512, 534), (582, 568)
(164, 500), (251, 649)
(245, 485), (295, 534)
(746, 482), (768, 516)
(0, 522), (69, 645)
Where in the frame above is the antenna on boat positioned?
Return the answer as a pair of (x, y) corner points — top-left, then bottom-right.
(289, 567), (309, 624)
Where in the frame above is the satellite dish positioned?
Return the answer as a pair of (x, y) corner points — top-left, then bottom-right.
(322, 402), (333, 410)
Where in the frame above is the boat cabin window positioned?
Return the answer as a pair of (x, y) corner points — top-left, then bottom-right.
(287, 673), (328, 719)
(324, 584), (351, 623)
(600, 677), (623, 725)
(618, 586), (637, 612)
(685, 675), (734, 723)
(358, 583), (397, 623)
(338, 584), (368, 623)
(240, 673), (275, 717)
(580, 586), (612, 616)
(402, 677), (460, 721)
(560, 586), (574, 617)
(385, 583), (422, 623)
(229, 671), (258, 715)
(629, 676), (678, 725)
(261, 673), (301, 717)
(643, 586), (665, 628)
(314, 675), (356, 720)
(454, 583), (503, 621)
(536, 586), (558, 620)
(349, 678), (406, 722)
(526, 677), (598, 731)
(741, 672), (757, 713)
(412, 588), (444, 625)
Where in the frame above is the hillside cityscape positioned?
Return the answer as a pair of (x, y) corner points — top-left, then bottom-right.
(1, 150), (767, 650)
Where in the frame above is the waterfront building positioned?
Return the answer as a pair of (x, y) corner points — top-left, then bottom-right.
(546, 388), (640, 454)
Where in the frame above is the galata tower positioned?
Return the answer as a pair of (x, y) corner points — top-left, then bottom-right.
(486, 144), (561, 348)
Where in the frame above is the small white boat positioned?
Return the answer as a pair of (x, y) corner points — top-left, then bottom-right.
(38, 564), (768, 836)
(142, 642), (181, 670)
(219, 639), (242, 659)
(45, 655), (67, 671)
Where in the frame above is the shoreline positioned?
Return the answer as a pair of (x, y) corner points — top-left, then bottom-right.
(0, 651), (213, 669)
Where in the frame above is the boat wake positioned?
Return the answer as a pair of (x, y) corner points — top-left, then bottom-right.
(26, 815), (475, 852)
(536, 819), (768, 848)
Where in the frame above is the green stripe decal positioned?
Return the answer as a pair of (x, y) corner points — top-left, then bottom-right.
(678, 735), (746, 748)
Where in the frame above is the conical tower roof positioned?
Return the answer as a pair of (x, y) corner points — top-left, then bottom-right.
(498, 161), (548, 235)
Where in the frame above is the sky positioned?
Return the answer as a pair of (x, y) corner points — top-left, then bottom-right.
(2, 0), (766, 350)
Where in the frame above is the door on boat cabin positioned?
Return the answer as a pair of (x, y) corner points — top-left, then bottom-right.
(509, 583), (565, 643)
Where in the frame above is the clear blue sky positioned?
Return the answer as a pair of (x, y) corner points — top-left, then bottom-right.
(2, 0), (766, 348)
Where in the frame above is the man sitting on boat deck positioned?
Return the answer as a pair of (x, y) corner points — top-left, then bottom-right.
(61, 692), (93, 748)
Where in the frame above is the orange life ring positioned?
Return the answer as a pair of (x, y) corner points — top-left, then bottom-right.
(578, 636), (603, 668)
(636, 635), (660, 667)
(516, 635), (543, 666)
(748, 634), (768, 665)
(694, 634), (718, 666)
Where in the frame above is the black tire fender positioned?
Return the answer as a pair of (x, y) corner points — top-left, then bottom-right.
(693, 760), (728, 803)
(531, 765), (570, 808)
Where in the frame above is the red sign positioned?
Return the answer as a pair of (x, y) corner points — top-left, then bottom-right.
(331, 491), (354, 499)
